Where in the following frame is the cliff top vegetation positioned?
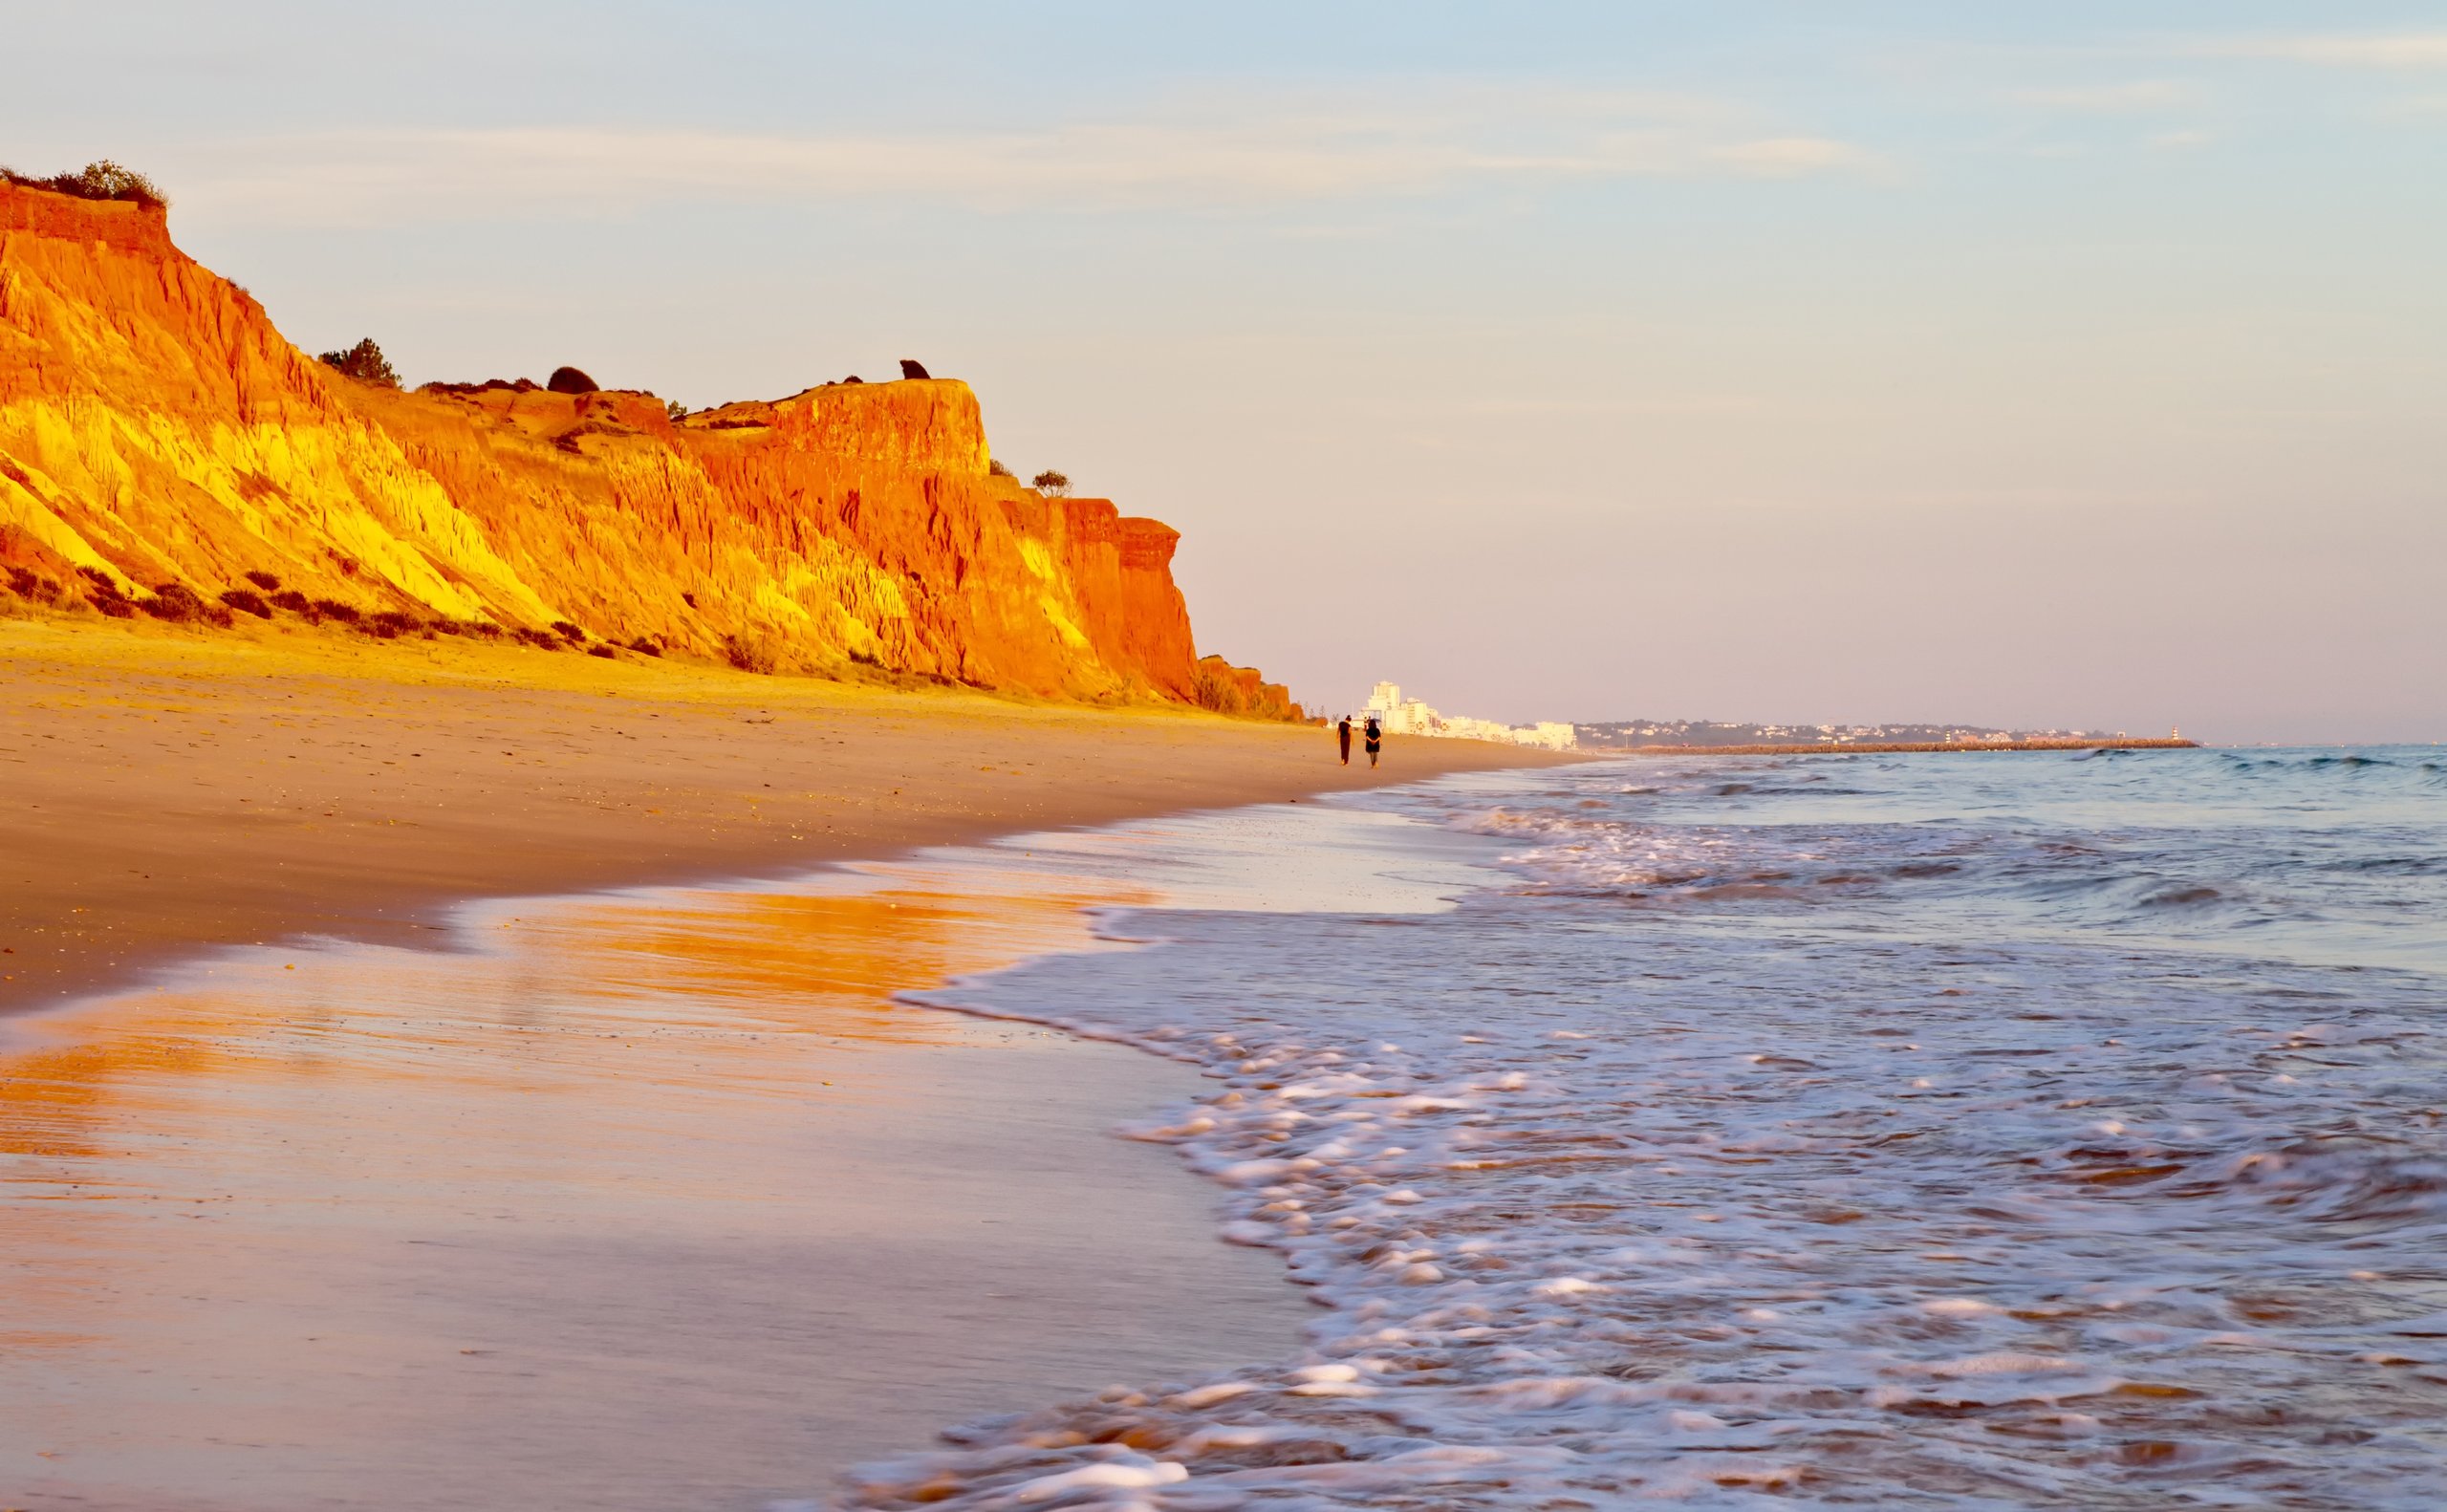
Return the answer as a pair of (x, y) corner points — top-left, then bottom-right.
(317, 338), (401, 387)
(1, 160), (168, 209)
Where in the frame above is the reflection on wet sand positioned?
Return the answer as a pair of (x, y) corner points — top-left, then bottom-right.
(0, 865), (1295, 1512)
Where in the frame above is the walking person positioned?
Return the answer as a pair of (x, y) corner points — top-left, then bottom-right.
(1337, 715), (1353, 766)
(1364, 715), (1382, 768)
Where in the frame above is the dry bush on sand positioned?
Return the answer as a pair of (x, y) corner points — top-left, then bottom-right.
(723, 633), (779, 675)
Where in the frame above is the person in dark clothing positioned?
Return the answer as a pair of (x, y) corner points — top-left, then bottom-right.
(1364, 715), (1382, 768)
(1337, 716), (1353, 766)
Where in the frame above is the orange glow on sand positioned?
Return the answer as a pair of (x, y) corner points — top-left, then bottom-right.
(0, 859), (1288, 1510)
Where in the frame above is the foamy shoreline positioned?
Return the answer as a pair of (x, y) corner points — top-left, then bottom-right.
(835, 752), (2447, 1510)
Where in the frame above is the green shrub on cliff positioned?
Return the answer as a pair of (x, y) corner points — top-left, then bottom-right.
(1030, 469), (1072, 496)
(139, 582), (233, 627)
(317, 338), (400, 387)
(76, 567), (131, 616)
(2, 160), (168, 209)
(6, 567), (63, 606)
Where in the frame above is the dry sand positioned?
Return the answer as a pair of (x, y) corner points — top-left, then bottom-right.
(0, 617), (1570, 1018)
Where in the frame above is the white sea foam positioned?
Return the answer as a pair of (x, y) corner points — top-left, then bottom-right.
(837, 751), (2447, 1509)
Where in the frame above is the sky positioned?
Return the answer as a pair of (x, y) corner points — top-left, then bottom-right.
(5, 2), (2441, 743)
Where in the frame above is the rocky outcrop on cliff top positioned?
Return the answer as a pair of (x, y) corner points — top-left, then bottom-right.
(0, 183), (1296, 715)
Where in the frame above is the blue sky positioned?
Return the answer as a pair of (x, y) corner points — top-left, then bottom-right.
(7, 2), (2442, 740)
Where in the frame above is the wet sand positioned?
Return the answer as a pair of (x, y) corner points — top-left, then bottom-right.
(0, 620), (1576, 1507)
(0, 618), (1569, 1018)
(3, 861), (1291, 1510)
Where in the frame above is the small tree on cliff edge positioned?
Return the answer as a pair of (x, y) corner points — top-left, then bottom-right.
(1, 160), (169, 208)
(1031, 470), (1072, 497)
(317, 338), (400, 388)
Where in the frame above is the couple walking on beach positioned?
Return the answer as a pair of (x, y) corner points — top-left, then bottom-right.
(1336, 715), (1382, 768)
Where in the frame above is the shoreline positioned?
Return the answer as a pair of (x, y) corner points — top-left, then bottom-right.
(812, 747), (2447, 1508)
(0, 619), (1576, 1020)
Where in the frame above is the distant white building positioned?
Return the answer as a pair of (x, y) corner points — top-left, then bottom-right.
(1363, 681), (1442, 735)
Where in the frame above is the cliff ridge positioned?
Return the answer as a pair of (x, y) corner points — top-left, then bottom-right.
(0, 182), (1296, 716)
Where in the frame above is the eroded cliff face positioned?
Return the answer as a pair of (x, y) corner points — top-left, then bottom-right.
(0, 183), (1295, 715)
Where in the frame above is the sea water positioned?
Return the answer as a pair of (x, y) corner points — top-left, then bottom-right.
(839, 746), (2447, 1510)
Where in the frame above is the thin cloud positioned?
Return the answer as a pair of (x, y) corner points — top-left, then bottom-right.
(1467, 395), (1764, 419)
(2009, 80), (2203, 113)
(154, 90), (1884, 227)
(2209, 32), (2447, 69)
(1706, 137), (1883, 179)
(2150, 129), (2215, 150)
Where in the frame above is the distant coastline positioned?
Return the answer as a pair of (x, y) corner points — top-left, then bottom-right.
(1610, 737), (2200, 756)
(1352, 682), (2197, 757)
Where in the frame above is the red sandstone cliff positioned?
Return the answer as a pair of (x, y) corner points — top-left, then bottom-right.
(0, 183), (1296, 716)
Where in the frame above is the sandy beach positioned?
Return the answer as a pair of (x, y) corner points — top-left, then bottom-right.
(0, 619), (1572, 1508)
(0, 618), (1568, 1019)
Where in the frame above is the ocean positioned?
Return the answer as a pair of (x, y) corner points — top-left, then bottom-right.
(843, 746), (2447, 1510)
